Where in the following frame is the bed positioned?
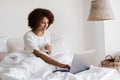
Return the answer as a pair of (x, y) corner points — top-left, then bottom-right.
(0, 34), (120, 80)
(0, 53), (120, 80)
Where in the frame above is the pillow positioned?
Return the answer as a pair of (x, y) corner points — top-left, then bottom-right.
(0, 35), (7, 52)
(51, 33), (69, 54)
(0, 35), (7, 61)
(50, 33), (72, 65)
(7, 37), (24, 53)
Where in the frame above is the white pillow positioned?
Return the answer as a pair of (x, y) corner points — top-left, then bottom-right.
(0, 35), (7, 52)
(50, 33), (72, 65)
(0, 35), (7, 61)
(51, 33), (68, 54)
(7, 37), (24, 53)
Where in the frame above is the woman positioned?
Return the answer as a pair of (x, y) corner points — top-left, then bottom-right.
(24, 8), (70, 69)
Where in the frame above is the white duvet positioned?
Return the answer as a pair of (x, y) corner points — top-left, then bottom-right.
(0, 52), (120, 80)
(29, 65), (120, 80)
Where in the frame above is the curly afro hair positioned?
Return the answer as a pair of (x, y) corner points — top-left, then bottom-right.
(28, 8), (54, 30)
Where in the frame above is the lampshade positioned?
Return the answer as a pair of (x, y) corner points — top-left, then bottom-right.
(88, 0), (114, 21)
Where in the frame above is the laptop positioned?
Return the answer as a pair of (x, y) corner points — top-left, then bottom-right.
(53, 53), (91, 74)
(70, 53), (90, 74)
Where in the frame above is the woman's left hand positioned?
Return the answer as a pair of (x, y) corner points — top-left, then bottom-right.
(44, 44), (52, 55)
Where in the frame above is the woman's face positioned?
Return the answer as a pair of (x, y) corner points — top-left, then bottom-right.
(37, 17), (49, 32)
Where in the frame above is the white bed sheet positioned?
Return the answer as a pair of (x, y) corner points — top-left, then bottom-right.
(75, 66), (120, 80)
(0, 52), (73, 80)
(28, 66), (120, 80)
(1, 66), (120, 80)
(0, 52), (120, 80)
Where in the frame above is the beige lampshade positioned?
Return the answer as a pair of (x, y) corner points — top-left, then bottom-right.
(88, 0), (114, 21)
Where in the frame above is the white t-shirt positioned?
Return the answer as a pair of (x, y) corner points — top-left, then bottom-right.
(24, 30), (51, 56)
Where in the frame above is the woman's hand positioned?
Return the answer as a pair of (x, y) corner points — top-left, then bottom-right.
(44, 44), (52, 55)
(59, 64), (71, 70)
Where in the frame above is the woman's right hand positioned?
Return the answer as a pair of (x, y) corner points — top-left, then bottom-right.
(59, 64), (71, 70)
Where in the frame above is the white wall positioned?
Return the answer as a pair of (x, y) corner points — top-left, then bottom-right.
(83, 0), (105, 61)
(0, 0), (96, 54)
(94, 22), (105, 61)
(104, 0), (120, 55)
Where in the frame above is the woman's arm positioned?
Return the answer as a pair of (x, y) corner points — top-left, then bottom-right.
(33, 50), (69, 68)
